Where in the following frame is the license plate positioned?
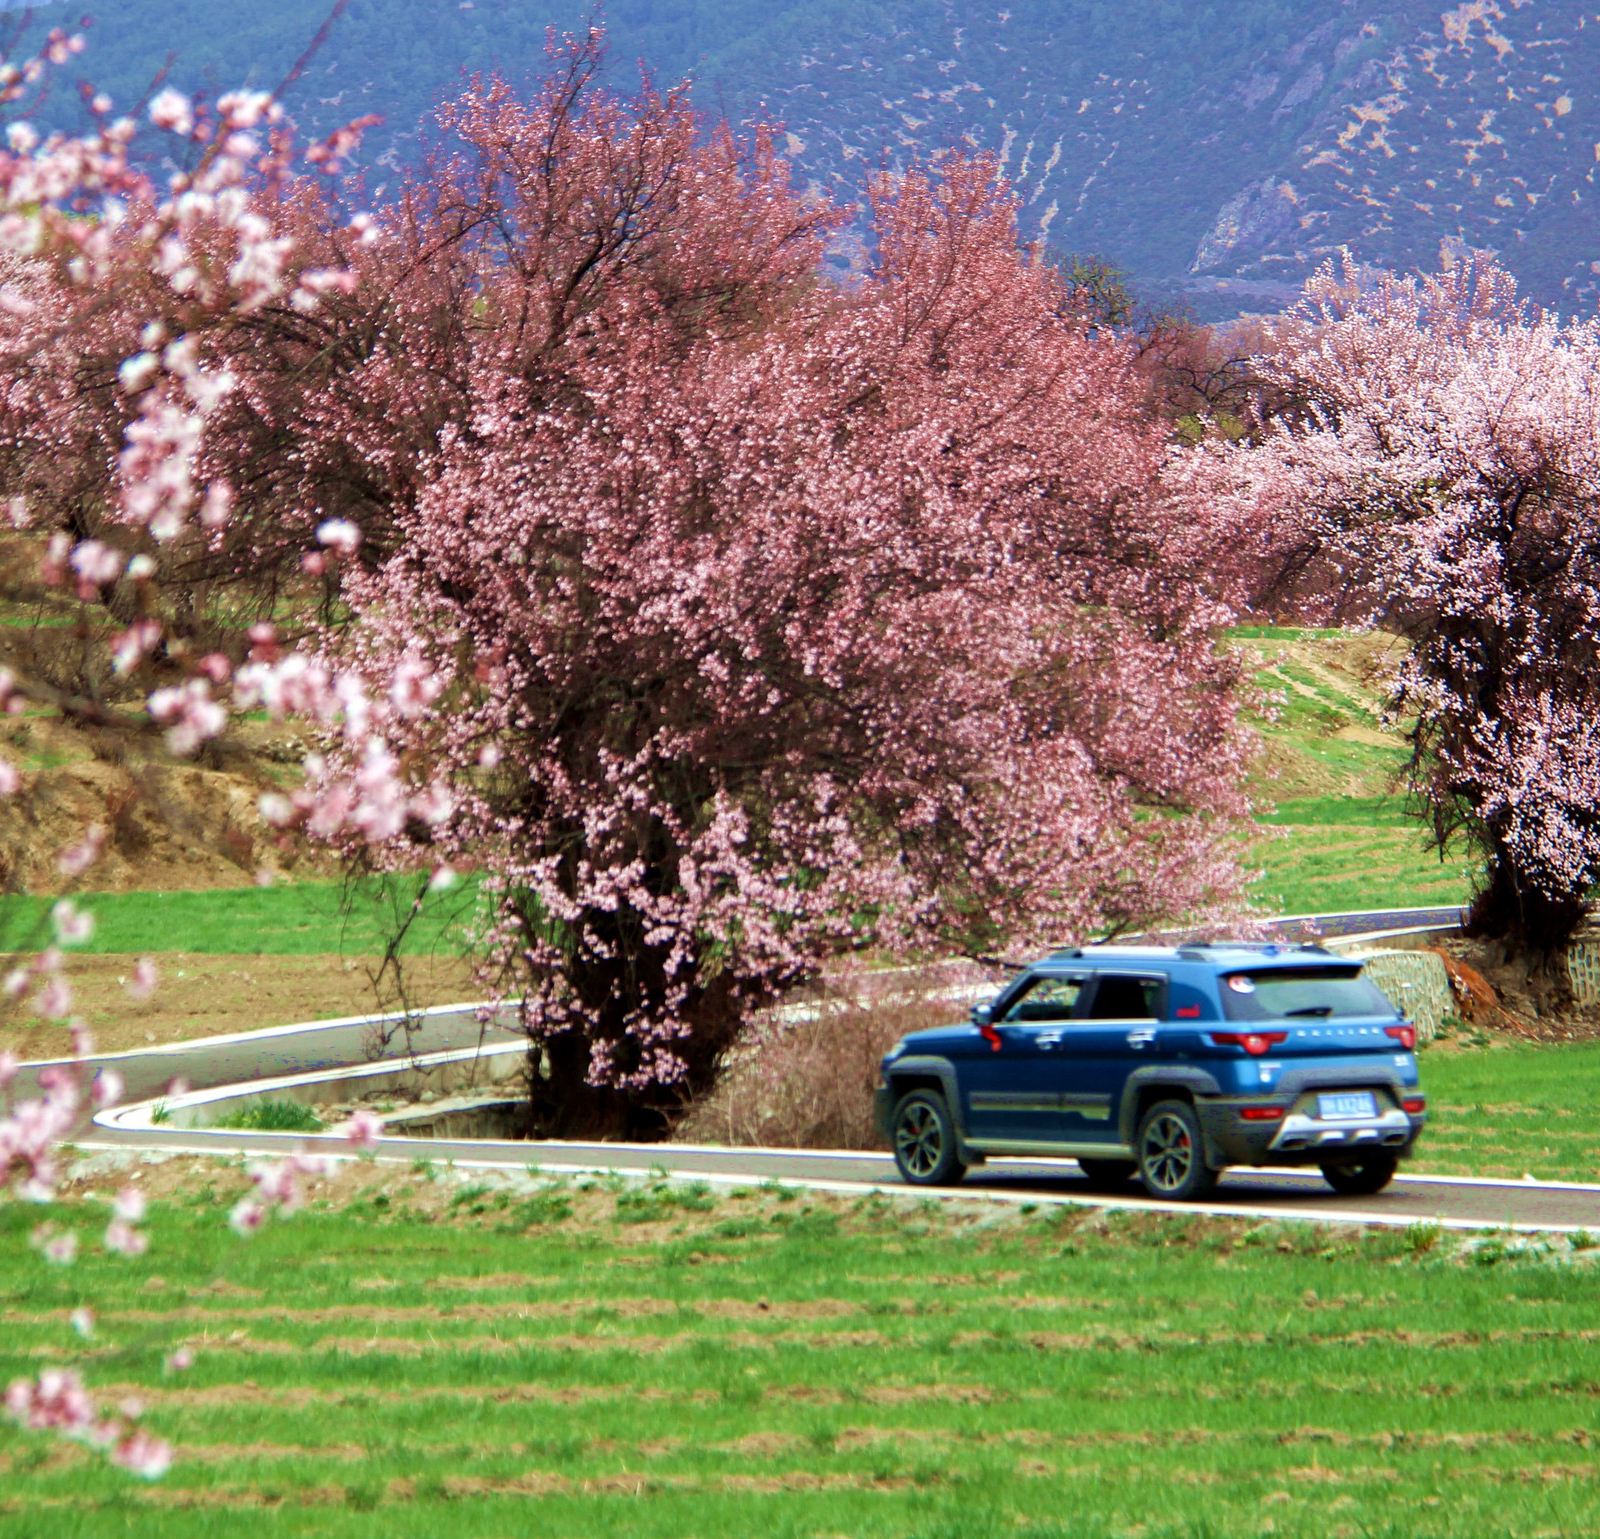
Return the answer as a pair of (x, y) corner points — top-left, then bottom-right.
(1318, 1092), (1377, 1121)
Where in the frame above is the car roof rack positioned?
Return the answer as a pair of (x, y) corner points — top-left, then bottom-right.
(1173, 941), (1335, 961)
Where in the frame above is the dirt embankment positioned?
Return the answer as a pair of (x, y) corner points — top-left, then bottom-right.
(0, 709), (335, 895)
(0, 532), (337, 896)
(1429, 937), (1600, 1043)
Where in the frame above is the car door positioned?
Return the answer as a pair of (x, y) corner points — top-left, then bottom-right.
(1067, 972), (1168, 1141)
(960, 972), (1087, 1145)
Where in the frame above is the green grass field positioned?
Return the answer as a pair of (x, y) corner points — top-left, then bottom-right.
(1417, 1041), (1600, 1182)
(1249, 797), (1473, 915)
(4, 1171), (1598, 1538)
(0, 874), (483, 958)
(1238, 628), (1477, 915)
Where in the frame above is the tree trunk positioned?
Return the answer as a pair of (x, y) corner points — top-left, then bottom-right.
(522, 963), (747, 1141)
(1465, 852), (1586, 1014)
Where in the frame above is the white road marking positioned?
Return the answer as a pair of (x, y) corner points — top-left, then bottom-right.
(68, 1138), (1595, 1235)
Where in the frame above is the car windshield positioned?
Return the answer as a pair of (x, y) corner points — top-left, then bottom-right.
(1219, 967), (1395, 1022)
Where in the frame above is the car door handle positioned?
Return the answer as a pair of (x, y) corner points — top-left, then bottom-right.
(1036, 1031), (1066, 1049)
(1126, 1029), (1156, 1049)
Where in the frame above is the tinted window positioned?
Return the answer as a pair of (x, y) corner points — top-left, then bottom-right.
(1220, 968), (1395, 1022)
(1001, 976), (1083, 1023)
(1084, 974), (1163, 1020)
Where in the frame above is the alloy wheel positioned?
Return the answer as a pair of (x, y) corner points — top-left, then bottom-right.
(1140, 1111), (1195, 1194)
(895, 1102), (944, 1178)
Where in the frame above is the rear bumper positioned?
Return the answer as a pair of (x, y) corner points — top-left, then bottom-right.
(1198, 1097), (1425, 1167)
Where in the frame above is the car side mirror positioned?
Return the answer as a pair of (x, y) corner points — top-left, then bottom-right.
(970, 1002), (994, 1027)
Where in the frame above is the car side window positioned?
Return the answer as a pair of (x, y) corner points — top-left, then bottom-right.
(1000, 975), (1083, 1023)
(1083, 974), (1163, 1021)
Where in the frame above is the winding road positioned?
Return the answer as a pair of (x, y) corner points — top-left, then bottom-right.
(22, 902), (1600, 1234)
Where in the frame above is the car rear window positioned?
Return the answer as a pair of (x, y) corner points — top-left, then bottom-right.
(1219, 967), (1395, 1022)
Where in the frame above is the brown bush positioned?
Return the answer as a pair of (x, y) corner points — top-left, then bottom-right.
(679, 962), (998, 1150)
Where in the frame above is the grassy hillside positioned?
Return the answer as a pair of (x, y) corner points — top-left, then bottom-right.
(1239, 626), (1473, 916)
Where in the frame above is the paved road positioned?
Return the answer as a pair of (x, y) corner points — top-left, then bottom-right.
(72, 1123), (1600, 1234)
(1261, 904), (1468, 940)
(27, 903), (1600, 1234)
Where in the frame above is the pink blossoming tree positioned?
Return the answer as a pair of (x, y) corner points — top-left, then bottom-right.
(0, 24), (1271, 1465)
(0, 29), (401, 1476)
(1253, 253), (1600, 982)
(288, 46), (1263, 1135)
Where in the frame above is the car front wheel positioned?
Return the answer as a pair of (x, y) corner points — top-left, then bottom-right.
(890, 1089), (967, 1187)
(1320, 1153), (1400, 1196)
(1136, 1099), (1219, 1201)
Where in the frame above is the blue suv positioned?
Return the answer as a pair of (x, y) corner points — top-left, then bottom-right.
(874, 943), (1426, 1200)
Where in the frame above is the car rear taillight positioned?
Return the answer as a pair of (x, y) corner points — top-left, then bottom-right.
(1385, 1024), (1417, 1050)
(1239, 1106), (1284, 1122)
(1209, 1030), (1288, 1057)
(1402, 1096), (1426, 1115)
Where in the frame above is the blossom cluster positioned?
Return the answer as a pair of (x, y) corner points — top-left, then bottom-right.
(1249, 252), (1600, 947)
(5, 1369), (171, 1479)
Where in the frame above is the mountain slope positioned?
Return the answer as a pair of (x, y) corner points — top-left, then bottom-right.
(21, 0), (1600, 316)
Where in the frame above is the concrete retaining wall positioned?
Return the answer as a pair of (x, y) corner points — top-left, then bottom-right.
(160, 1044), (524, 1131)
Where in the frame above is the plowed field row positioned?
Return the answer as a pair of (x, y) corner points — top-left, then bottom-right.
(5, 1167), (1600, 1537)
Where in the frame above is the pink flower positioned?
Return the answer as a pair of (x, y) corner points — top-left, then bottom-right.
(0, 757), (17, 796)
(163, 1346), (194, 1374)
(51, 900), (94, 946)
(6, 1367), (172, 1479)
(315, 518), (361, 556)
(117, 352), (159, 392)
(32, 1227), (78, 1266)
(57, 825), (105, 879)
(33, 975), (73, 1021)
(92, 1070), (124, 1110)
(104, 1220), (148, 1257)
(126, 958), (159, 1001)
(147, 680), (226, 756)
(110, 1429), (172, 1480)
(111, 1188), (146, 1224)
(228, 1199), (265, 1236)
(6, 1368), (97, 1436)
(148, 88), (193, 136)
(339, 1109), (383, 1152)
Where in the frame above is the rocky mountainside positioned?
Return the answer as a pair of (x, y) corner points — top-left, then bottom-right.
(24, 0), (1600, 316)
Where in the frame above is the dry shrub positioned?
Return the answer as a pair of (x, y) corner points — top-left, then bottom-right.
(679, 962), (998, 1150)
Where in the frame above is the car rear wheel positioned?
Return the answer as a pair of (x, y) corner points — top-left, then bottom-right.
(1319, 1152), (1400, 1196)
(1076, 1157), (1137, 1190)
(890, 1090), (967, 1187)
(1136, 1100), (1219, 1201)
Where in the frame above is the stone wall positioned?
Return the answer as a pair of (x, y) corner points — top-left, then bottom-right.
(1349, 940), (1600, 1034)
(1567, 942), (1600, 1008)
(1354, 949), (1453, 1042)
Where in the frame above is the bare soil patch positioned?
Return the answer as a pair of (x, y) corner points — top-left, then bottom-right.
(1429, 937), (1600, 1042)
(3, 950), (479, 1057)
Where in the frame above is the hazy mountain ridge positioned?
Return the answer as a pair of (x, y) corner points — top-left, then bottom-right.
(22, 0), (1600, 316)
